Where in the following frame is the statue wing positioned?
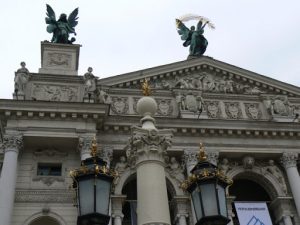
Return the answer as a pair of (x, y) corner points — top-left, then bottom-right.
(45, 4), (57, 33)
(68, 8), (79, 33)
(176, 19), (191, 47)
(45, 4), (56, 24)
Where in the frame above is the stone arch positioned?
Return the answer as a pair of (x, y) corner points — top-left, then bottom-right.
(113, 167), (184, 196)
(227, 166), (286, 199)
(23, 211), (67, 225)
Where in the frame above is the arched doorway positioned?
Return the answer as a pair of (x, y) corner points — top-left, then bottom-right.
(29, 216), (60, 225)
(229, 178), (273, 225)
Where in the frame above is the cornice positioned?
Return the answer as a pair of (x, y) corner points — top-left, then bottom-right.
(0, 100), (109, 121)
(29, 73), (83, 83)
(101, 116), (300, 139)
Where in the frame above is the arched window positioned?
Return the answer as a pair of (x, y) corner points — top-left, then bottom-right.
(29, 216), (60, 225)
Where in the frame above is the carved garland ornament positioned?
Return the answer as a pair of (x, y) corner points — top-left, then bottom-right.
(225, 102), (242, 119)
(111, 97), (129, 114)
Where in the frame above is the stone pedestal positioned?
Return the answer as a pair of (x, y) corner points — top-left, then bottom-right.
(39, 42), (81, 75)
(0, 134), (23, 225)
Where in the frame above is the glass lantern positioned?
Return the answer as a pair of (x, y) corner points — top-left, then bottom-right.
(181, 143), (232, 225)
(70, 138), (116, 225)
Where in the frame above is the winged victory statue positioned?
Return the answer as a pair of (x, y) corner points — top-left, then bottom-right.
(45, 4), (79, 44)
(176, 14), (215, 58)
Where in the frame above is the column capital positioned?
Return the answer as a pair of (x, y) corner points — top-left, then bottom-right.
(0, 134), (23, 153)
(126, 126), (173, 165)
(78, 135), (95, 159)
(206, 151), (219, 166)
(281, 152), (298, 169)
(183, 150), (198, 167)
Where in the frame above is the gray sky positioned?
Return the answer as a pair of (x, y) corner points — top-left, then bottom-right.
(1, 0), (300, 99)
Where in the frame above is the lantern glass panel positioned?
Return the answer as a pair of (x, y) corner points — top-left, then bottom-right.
(200, 183), (218, 216)
(217, 184), (227, 217)
(191, 186), (203, 220)
(79, 178), (94, 215)
(95, 178), (111, 215)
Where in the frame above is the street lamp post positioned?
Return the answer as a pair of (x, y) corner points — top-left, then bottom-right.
(70, 137), (116, 225)
(181, 143), (233, 225)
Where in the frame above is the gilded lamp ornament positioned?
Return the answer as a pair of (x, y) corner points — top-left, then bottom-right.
(70, 137), (116, 225)
(181, 142), (233, 225)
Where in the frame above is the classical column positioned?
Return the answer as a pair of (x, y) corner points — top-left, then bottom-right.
(111, 195), (126, 225)
(78, 135), (95, 160)
(127, 96), (173, 225)
(0, 134), (23, 225)
(281, 152), (300, 217)
(282, 215), (293, 225)
(173, 196), (189, 225)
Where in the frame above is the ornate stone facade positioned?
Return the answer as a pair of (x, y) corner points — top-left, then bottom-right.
(1, 43), (300, 225)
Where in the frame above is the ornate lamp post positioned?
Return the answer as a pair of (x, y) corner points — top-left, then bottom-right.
(181, 143), (233, 225)
(70, 137), (116, 225)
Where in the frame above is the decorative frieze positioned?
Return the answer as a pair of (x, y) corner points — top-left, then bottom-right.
(157, 99), (173, 116)
(31, 83), (78, 102)
(15, 189), (74, 203)
(225, 102), (242, 119)
(111, 97), (129, 114)
(205, 101), (221, 118)
(244, 103), (262, 120)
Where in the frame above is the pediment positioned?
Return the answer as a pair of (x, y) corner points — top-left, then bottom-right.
(99, 56), (300, 97)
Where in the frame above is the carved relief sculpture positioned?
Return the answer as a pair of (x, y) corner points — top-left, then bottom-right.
(14, 62), (30, 95)
(111, 97), (129, 114)
(262, 159), (287, 194)
(242, 156), (255, 169)
(205, 101), (221, 118)
(156, 99), (173, 116)
(167, 157), (185, 183)
(218, 158), (231, 175)
(32, 84), (78, 102)
(225, 102), (242, 119)
(47, 53), (71, 68)
(244, 103), (262, 120)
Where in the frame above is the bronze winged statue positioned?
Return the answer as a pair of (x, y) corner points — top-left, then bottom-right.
(45, 4), (79, 44)
(176, 14), (215, 58)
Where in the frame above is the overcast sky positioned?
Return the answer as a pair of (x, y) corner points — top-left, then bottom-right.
(0, 0), (300, 99)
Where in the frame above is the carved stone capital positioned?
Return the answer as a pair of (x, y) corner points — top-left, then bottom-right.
(206, 151), (219, 166)
(0, 134), (23, 153)
(78, 135), (94, 156)
(111, 195), (127, 216)
(281, 152), (298, 169)
(183, 150), (198, 168)
(126, 126), (173, 165)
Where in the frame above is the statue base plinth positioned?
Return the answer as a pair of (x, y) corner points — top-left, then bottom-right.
(272, 115), (295, 122)
(38, 42), (81, 76)
(13, 93), (25, 100)
(180, 110), (208, 119)
(83, 97), (95, 103)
